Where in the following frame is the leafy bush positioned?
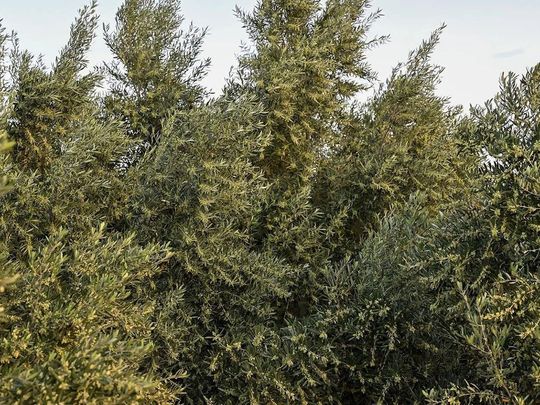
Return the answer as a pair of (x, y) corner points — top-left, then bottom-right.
(0, 1), (537, 403)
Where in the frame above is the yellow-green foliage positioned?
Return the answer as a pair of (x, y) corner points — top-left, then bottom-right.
(315, 27), (475, 249)
(235, 0), (382, 183)
(0, 131), (16, 321)
(0, 226), (176, 404)
(0, 1), (538, 404)
(8, 2), (100, 172)
(103, 0), (209, 165)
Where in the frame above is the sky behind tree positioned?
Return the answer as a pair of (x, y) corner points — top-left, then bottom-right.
(1, 0), (539, 106)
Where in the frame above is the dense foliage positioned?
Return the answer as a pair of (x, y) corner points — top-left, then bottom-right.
(0, 1), (538, 403)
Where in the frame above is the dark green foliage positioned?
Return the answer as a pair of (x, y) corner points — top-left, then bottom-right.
(421, 65), (540, 404)
(0, 1), (538, 403)
(127, 94), (301, 402)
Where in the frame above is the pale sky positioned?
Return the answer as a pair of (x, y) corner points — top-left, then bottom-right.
(1, 0), (539, 107)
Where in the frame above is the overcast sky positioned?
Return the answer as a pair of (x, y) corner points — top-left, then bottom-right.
(1, 0), (539, 107)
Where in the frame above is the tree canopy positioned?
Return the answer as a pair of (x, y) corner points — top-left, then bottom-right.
(0, 1), (538, 403)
